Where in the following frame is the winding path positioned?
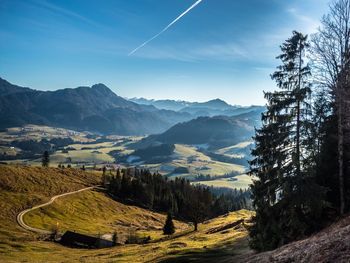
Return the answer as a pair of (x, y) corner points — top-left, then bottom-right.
(17, 186), (99, 234)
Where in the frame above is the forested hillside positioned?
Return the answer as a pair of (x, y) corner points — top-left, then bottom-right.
(104, 167), (250, 231)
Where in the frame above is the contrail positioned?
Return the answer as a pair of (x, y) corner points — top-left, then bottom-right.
(129, 0), (203, 56)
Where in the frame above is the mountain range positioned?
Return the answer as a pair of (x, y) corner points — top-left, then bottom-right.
(130, 97), (264, 118)
(0, 78), (192, 135)
(0, 77), (264, 136)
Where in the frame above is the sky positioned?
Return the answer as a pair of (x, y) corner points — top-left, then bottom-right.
(0, 0), (330, 105)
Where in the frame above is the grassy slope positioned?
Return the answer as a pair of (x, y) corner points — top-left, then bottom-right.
(24, 189), (189, 241)
(0, 164), (253, 263)
(0, 165), (100, 258)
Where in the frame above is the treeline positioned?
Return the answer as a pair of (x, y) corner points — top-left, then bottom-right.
(104, 167), (250, 230)
(193, 171), (240, 182)
(211, 187), (252, 213)
(1, 138), (74, 160)
(249, 0), (350, 251)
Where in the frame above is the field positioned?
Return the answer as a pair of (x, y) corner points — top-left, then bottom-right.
(193, 174), (252, 190)
(42, 140), (135, 167)
(0, 125), (252, 189)
(144, 144), (246, 180)
(215, 141), (253, 158)
(0, 165), (254, 262)
(0, 125), (92, 144)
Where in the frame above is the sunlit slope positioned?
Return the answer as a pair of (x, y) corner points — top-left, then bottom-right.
(24, 189), (189, 241)
(0, 165), (100, 260)
(152, 210), (254, 263)
(0, 164), (253, 263)
(7, 209), (253, 263)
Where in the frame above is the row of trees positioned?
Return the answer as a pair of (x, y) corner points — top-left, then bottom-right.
(249, 0), (350, 251)
(104, 167), (250, 230)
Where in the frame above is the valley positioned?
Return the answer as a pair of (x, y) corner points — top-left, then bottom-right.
(0, 124), (252, 190)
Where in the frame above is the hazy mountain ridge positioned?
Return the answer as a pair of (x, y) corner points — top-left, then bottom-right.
(130, 97), (264, 118)
(129, 98), (192, 111)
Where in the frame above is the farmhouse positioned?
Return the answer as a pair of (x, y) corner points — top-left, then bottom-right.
(60, 231), (114, 249)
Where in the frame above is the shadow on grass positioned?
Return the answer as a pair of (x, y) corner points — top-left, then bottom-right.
(155, 237), (250, 263)
(159, 248), (233, 263)
(152, 229), (196, 244)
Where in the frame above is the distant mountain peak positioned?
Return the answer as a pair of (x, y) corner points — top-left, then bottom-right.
(92, 83), (108, 89)
(206, 98), (229, 105)
(91, 83), (113, 93)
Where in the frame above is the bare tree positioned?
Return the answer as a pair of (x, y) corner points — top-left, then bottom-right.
(311, 0), (350, 214)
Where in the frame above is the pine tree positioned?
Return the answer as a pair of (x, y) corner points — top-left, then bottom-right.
(249, 31), (326, 251)
(163, 212), (175, 235)
(101, 166), (107, 186)
(42, 151), (50, 167)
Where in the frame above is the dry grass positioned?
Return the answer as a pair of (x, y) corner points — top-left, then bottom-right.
(24, 189), (189, 242)
(0, 164), (254, 263)
(1, 209), (253, 263)
(0, 165), (100, 256)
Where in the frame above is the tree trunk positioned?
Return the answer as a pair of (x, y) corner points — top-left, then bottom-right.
(338, 84), (345, 215)
(342, 55), (350, 214)
(296, 41), (302, 177)
(194, 221), (198, 231)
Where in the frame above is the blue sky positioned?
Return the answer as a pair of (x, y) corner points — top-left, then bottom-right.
(0, 0), (329, 105)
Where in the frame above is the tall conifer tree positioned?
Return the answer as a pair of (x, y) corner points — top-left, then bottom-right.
(249, 31), (325, 251)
